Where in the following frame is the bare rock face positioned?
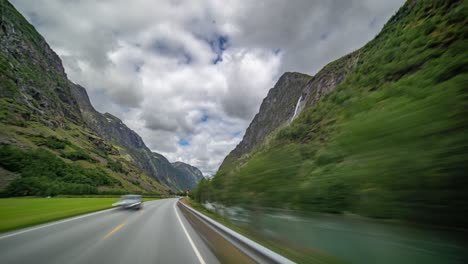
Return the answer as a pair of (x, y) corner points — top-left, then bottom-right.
(222, 72), (311, 165)
(300, 51), (360, 110)
(0, 1), (82, 127)
(69, 84), (147, 152)
(219, 52), (359, 170)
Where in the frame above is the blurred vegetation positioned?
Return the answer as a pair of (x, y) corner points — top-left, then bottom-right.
(36, 136), (70, 150)
(194, 0), (468, 227)
(60, 148), (96, 162)
(107, 160), (128, 174)
(0, 145), (120, 196)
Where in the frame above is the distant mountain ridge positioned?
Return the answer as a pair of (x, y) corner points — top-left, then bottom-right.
(171, 161), (204, 191)
(70, 84), (199, 191)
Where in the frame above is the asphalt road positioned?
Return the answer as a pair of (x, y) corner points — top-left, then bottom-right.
(0, 198), (219, 264)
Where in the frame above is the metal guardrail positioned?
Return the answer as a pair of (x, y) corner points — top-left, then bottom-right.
(178, 201), (296, 264)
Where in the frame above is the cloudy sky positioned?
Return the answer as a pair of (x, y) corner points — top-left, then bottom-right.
(12, 0), (405, 176)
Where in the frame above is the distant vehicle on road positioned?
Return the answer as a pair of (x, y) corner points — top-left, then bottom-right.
(112, 195), (143, 210)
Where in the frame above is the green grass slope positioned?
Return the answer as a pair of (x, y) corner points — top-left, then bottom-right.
(0, 197), (160, 232)
(0, 121), (168, 196)
(195, 0), (468, 228)
(0, 197), (117, 232)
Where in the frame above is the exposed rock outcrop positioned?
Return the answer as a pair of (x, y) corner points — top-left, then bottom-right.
(220, 52), (359, 170)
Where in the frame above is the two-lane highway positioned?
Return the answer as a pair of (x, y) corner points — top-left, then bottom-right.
(0, 198), (219, 264)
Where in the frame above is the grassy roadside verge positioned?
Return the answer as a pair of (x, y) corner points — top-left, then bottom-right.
(0, 197), (159, 233)
(181, 198), (345, 264)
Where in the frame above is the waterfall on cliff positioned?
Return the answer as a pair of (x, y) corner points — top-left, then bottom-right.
(290, 95), (303, 123)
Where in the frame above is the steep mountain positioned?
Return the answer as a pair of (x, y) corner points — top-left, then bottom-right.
(148, 152), (199, 191)
(70, 84), (198, 191)
(220, 72), (312, 167)
(220, 53), (359, 170)
(171, 161), (204, 191)
(0, 0), (201, 195)
(0, 1), (82, 128)
(195, 0), (468, 228)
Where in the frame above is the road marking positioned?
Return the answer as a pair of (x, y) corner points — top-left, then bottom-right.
(174, 202), (206, 264)
(0, 208), (116, 240)
(102, 223), (126, 240)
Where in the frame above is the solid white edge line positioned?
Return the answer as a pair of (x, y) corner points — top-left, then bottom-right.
(0, 207), (116, 240)
(174, 201), (207, 264)
(179, 202), (296, 264)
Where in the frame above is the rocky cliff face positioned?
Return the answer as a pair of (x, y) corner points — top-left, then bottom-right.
(172, 161), (204, 191)
(221, 72), (311, 166)
(70, 85), (146, 150)
(220, 52), (359, 170)
(295, 51), (360, 117)
(0, 0), (202, 193)
(0, 0), (82, 128)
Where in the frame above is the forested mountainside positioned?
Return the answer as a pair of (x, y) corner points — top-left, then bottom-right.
(195, 0), (468, 228)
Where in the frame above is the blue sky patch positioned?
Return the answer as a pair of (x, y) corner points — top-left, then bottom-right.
(200, 114), (209, 122)
(209, 35), (229, 64)
(217, 36), (229, 50)
(178, 138), (190, 146)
